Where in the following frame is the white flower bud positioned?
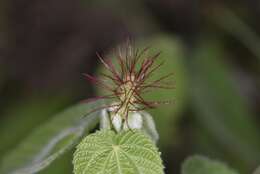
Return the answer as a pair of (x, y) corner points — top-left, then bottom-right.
(112, 113), (123, 132)
(141, 111), (159, 143)
(100, 105), (150, 133)
(100, 109), (111, 130)
(123, 112), (143, 130)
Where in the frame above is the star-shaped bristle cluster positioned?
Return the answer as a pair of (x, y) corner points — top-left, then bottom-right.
(84, 42), (174, 122)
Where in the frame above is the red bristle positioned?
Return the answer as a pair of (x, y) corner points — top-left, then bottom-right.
(136, 46), (150, 61)
(140, 72), (174, 89)
(80, 95), (115, 103)
(100, 73), (121, 86)
(81, 103), (121, 119)
(142, 84), (175, 89)
(143, 61), (165, 81)
(138, 59), (154, 80)
(96, 52), (122, 83)
(145, 100), (175, 106)
(83, 73), (114, 92)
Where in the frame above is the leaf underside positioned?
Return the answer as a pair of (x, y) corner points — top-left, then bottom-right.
(73, 130), (164, 174)
(0, 100), (103, 174)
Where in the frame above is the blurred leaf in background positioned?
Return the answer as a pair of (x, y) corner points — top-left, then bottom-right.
(38, 150), (73, 174)
(0, 95), (72, 160)
(187, 39), (260, 173)
(210, 7), (260, 64)
(0, 99), (103, 174)
(181, 155), (238, 174)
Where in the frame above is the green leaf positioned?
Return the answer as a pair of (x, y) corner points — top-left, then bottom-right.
(0, 96), (70, 160)
(0, 100), (103, 174)
(38, 149), (73, 174)
(188, 40), (260, 169)
(182, 155), (238, 174)
(73, 130), (164, 174)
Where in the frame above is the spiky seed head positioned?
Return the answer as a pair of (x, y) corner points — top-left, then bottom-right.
(85, 40), (174, 131)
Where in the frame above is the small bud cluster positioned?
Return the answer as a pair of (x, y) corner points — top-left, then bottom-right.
(100, 106), (143, 132)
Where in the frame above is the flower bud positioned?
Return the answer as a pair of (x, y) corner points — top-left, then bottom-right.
(100, 107), (143, 132)
(100, 109), (111, 129)
(111, 113), (123, 132)
(123, 112), (143, 130)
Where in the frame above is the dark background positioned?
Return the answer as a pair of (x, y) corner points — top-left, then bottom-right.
(0, 0), (260, 173)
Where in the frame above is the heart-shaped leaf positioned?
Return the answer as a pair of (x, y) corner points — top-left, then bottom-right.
(73, 130), (164, 174)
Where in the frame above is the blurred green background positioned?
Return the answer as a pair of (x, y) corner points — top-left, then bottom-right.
(0, 0), (260, 173)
